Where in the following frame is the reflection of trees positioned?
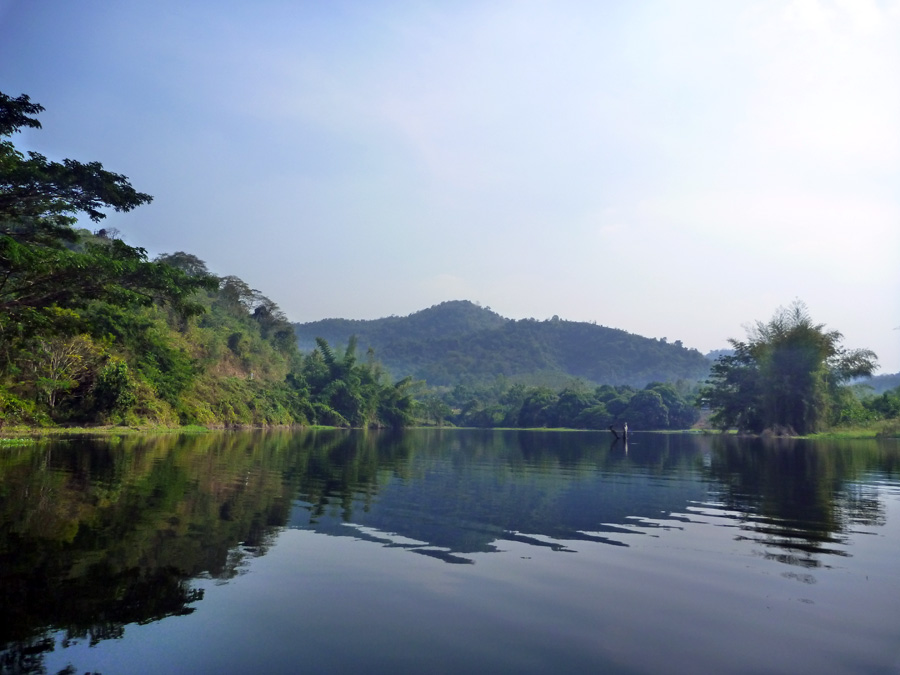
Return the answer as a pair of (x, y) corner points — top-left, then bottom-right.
(292, 428), (417, 523)
(3, 564), (203, 674)
(703, 436), (895, 568)
(0, 431), (303, 671)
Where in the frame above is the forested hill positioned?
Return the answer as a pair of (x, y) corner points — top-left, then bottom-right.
(294, 301), (711, 387)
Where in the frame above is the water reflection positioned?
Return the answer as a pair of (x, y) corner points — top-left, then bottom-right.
(290, 431), (713, 561)
(1, 430), (898, 673)
(702, 436), (896, 568)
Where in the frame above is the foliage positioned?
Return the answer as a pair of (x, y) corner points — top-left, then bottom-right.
(92, 357), (138, 418)
(859, 386), (900, 424)
(437, 378), (699, 430)
(0, 385), (46, 428)
(0, 93), (151, 239)
(299, 337), (417, 428)
(0, 90), (211, 358)
(29, 334), (101, 409)
(702, 302), (878, 434)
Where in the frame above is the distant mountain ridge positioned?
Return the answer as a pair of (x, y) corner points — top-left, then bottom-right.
(294, 300), (711, 388)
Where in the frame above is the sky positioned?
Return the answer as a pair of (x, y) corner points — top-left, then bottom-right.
(1, 0), (898, 372)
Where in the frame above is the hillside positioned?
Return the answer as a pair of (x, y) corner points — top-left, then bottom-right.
(0, 91), (415, 430)
(295, 301), (711, 387)
(864, 372), (900, 394)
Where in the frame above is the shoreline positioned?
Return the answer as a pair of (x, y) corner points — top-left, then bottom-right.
(2, 423), (896, 441)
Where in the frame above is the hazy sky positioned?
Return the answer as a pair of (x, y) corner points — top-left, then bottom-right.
(2, 0), (898, 372)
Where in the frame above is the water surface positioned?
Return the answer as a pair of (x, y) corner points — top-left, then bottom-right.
(2, 430), (898, 674)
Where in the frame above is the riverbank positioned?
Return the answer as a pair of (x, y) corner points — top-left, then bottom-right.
(0, 423), (346, 440)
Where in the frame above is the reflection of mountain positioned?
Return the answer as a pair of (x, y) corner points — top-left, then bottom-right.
(289, 432), (712, 562)
(289, 432), (899, 571)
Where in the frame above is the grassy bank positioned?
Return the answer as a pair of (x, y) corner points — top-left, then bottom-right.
(0, 423), (347, 439)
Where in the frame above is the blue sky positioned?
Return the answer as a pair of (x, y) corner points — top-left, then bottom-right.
(2, 0), (898, 372)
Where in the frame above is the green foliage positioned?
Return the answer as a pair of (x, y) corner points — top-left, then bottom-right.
(0, 93), (151, 241)
(624, 390), (668, 429)
(0, 90), (212, 365)
(862, 386), (900, 421)
(0, 385), (47, 427)
(80, 304), (196, 406)
(702, 302), (878, 434)
(300, 337), (416, 428)
(518, 387), (559, 427)
(444, 379), (698, 430)
(92, 357), (137, 417)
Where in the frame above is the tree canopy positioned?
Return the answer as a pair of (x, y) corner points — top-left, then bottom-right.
(702, 302), (877, 435)
(0, 90), (210, 347)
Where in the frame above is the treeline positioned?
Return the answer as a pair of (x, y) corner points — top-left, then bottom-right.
(851, 385), (900, 427)
(0, 91), (413, 429)
(421, 380), (700, 430)
(0, 241), (415, 428)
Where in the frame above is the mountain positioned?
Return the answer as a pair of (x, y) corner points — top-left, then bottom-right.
(858, 372), (900, 394)
(294, 300), (711, 387)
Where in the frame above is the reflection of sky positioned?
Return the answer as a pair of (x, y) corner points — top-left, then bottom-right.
(44, 518), (900, 675)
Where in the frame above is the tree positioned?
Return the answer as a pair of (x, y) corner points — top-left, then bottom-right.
(517, 387), (558, 427)
(555, 387), (597, 428)
(703, 302), (877, 434)
(0, 91), (213, 347)
(28, 334), (101, 410)
(0, 93), (152, 243)
(155, 251), (210, 277)
(645, 382), (699, 429)
(623, 389), (669, 429)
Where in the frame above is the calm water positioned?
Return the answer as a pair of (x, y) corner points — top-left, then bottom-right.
(2, 429), (899, 674)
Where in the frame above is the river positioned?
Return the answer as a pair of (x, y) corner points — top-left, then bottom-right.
(1, 429), (898, 674)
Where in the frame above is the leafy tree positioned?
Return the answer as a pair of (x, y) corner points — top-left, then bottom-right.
(703, 302), (877, 434)
(517, 387), (559, 427)
(155, 251), (210, 277)
(645, 382), (699, 429)
(91, 356), (137, 417)
(0, 93), (151, 242)
(0, 91), (211, 345)
(377, 376), (417, 428)
(623, 389), (669, 429)
(420, 393), (452, 426)
(573, 403), (613, 429)
(555, 387), (598, 428)
(300, 337), (414, 428)
(26, 334), (101, 410)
